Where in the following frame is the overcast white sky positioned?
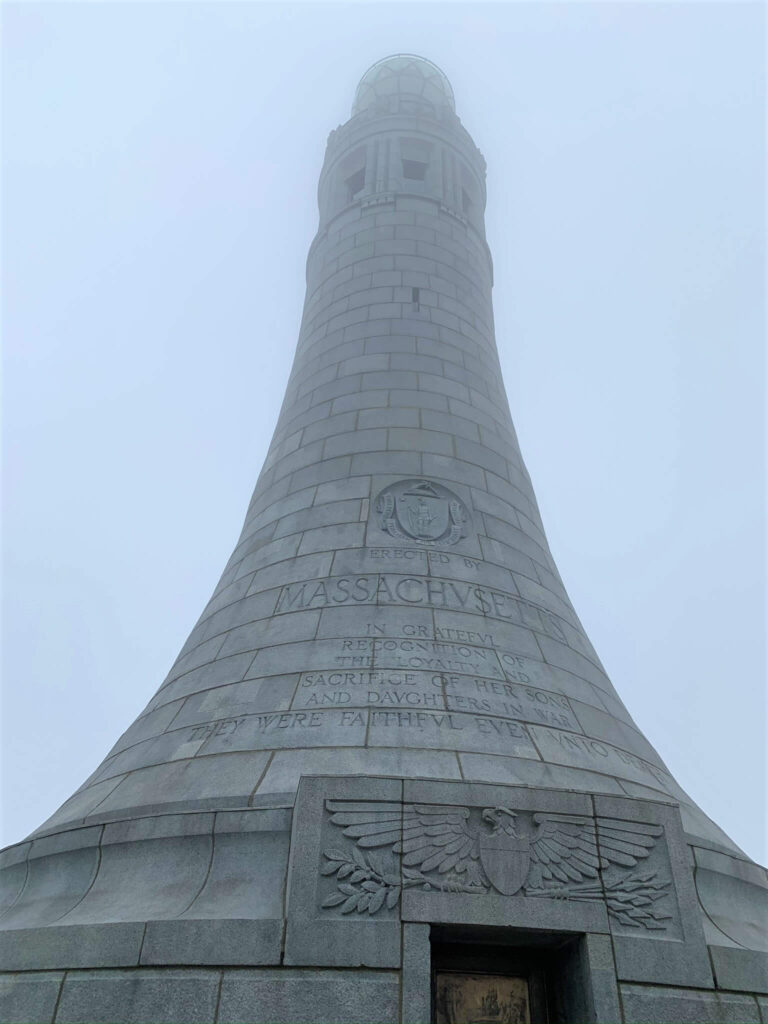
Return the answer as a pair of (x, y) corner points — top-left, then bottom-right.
(2, 2), (765, 862)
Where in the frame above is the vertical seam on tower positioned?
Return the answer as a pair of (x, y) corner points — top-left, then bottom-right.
(286, 672), (303, 715)
(212, 970), (224, 1023)
(136, 921), (148, 966)
(526, 729), (546, 767)
(174, 815), (216, 919)
(49, 828), (104, 925)
(0, 844), (30, 922)
(592, 792), (626, 1023)
(248, 751), (274, 805)
(398, 917), (405, 1024)
(51, 969), (67, 1023)
(67, 777), (123, 827)
(162, 696), (189, 733)
(363, 614), (375, 751)
(707, 941), (719, 988)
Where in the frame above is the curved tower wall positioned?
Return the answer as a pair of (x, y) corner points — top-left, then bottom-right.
(1, 55), (766, 1024)
(26, 63), (720, 844)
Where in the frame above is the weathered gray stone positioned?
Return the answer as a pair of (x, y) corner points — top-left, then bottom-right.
(709, 944), (768, 994)
(147, 651), (256, 710)
(214, 808), (292, 833)
(101, 812), (213, 845)
(218, 968), (400, 1023)
(459, 752), (625, 794)
(0, 854), (27, 918)
(88, 729), (209, 784)
(0, 971), (63, 1023)
(105, 700), (189, 758)
(581, 933), (622, 1023)
(401, 923), (431, 1023)
(544, 932), (621, 1024)
(30, 776), (125, 834)
(61, 833), (212, 924)
(594, 794), (713, 989)
(180, 828), (289, 920)
(0, 842), (100, 928)
(55, 968), (220, 1023)
(141, 918), (282, 966)
(402, 886), (609, 934)
(695, 845), (768, 952)
(0, 923), (144, 970)
(403, 776), (592, 814)
(257, 747), (462, 794)
(169, 674), (299, 729)
(0, 841), (30, 872)
(285, 776), (402, 968)
(620, 982), (761, 1023)
(85, 750), (270, 818)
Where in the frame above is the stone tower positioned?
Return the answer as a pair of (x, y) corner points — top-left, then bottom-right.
(1, 55), (765, 1024)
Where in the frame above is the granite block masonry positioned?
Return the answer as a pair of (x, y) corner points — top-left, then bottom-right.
(1, 54), (766, 1023)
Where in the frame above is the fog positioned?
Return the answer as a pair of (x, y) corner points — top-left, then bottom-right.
(2, 2), (764, 861)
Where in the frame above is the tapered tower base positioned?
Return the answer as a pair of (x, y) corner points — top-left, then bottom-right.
(2, 774), (767, 1022)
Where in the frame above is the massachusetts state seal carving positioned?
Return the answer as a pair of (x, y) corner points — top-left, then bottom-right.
(375, 479), (469, 546)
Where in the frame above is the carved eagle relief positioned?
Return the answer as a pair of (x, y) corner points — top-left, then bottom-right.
(321, 801), (672, 929)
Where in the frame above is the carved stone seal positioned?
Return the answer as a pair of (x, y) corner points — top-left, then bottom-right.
(374, 479), (469, 546)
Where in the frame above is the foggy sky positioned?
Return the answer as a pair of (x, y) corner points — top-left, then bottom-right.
(2, 2), (765, 861)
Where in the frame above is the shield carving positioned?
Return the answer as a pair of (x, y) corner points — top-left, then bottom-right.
(399, 485), (449, 540)
(479, 834), (531, 896)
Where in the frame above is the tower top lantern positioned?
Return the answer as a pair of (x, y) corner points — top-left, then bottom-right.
(352, 54), (455, 116)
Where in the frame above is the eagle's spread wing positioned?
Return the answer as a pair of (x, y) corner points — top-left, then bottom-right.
(527, 814), (602, 888)
(527, 813), (663, 888)
(326, 801), (481, 876)
(401, 804), (481, 876)
(595, 817), (664, 868)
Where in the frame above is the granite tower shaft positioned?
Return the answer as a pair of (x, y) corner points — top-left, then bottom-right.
(1, 55), (766, 1024)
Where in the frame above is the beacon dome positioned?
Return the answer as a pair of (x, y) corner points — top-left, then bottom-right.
(352, 54), (455, 116)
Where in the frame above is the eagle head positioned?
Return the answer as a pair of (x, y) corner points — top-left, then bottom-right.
(482, 806), (518, 836)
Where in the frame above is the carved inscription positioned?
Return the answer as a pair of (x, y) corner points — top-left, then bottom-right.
(368, 547), (427, 561)
(185, 706), (538, 753)
(184, 708), (671, 802)
(250, 711), (325, 731)
(189, 717), (245, 741)
(333, 636), (501, 673)
(276, 573), (568, 642)
(295, 667), (577, 729)
(295, 623), (538, 684)
(366, 548), (481, 574)
(445, 681), (576, 729)
(528, 725), (676, 790)
(283, 614), (579, 730)
(320, 801), (673, 931)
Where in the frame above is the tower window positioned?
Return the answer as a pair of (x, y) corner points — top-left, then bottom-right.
(345, 167), (365, 201)
(402, 158), (428, 181)
(461, 187), (472, 215)
(412, 287), (420, 310)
